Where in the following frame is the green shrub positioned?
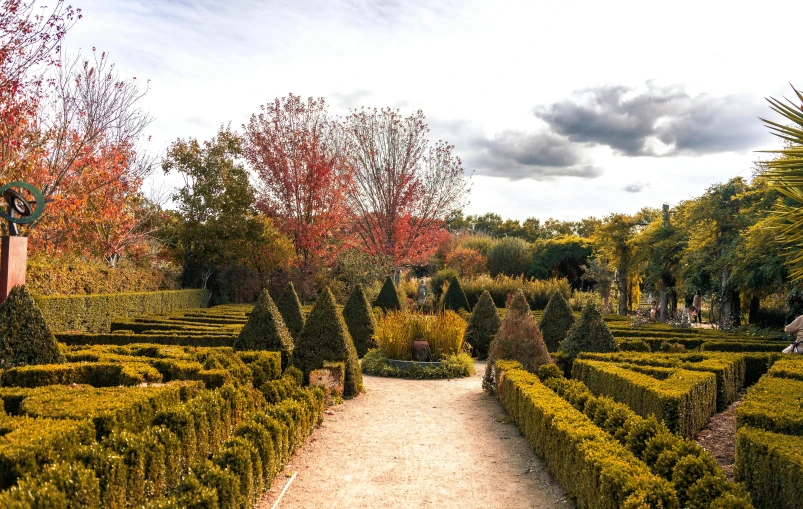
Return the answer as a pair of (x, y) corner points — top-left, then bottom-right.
(35, 289), (209, 333)
(442, 277), (470, 312)
(429, 269), (458, 302)
(487, 236), (530, 277)
(538, 291), (575, 352)
(233, 290), (293, 369)
(735, 426), (802, 509)
(737, 375), (803, 435)
(293, 288), (363, 398)
(374, 276), (402, 312)
(0, 286), (64, 368)
(361, 349), (474, 379)
(460, 275), (570, 309)
(488, 290), (552, 373)
(57, 332), (236, 348)
(767, 357), (803, 381)
(560, 302), (618, 360)
(464, 290), (500, 359)
(492, 361), (679, 509)
(0, 461), (103, 508)
(1, 362), (162, 388)
(275, 282), (304, 342)
(572, 359), (717, 438)
(341, 284), (376, 358)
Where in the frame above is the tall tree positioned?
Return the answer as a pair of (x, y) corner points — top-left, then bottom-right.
(243, 94), (349, 264)
(343, 107), (469, 265)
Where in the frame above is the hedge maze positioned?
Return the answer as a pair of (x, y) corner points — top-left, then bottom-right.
(489, 308), (798, 509)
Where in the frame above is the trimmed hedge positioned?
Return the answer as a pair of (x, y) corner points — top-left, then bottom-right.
(276, 282), (305, 342)
(35, 289), (209, 333)
(1, 362), (163, 388)
(578, 351), (746, 411)
(492, 361), (679, 508)
(540, 369), (753, 508)
(766, 357), (803, 381)
(57, 332), (236, 347)
(560, 303), (618, 361)
(442, 276), (470, 312)
(538, 291), (575, 352)
(488, 290), (552, 373)
(464, 290), (500, 360)
(294, 288), (363, 398)
(701, 340), (789, 353)
(234, 290), (294, 369)
(735, 426), (803, 509)
(736, 376), (803, 436)
(572, 359), (717, 438)
(374, 276), (402, 312)
(342, 284), (376, 358)
(0, 285), (65, 368)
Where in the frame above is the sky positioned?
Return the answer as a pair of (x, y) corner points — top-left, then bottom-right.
(63, 0), (800, 221)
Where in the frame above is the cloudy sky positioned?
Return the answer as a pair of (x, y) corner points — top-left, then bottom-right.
(65, 0), (798, 221)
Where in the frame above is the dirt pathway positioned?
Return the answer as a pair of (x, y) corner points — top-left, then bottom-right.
(695, 395), (743, 480)
(259, 362), (571, 509)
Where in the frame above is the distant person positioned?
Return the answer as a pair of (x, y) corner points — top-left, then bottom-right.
(783, 315), (803, 354)
(693, 292), (702, 325)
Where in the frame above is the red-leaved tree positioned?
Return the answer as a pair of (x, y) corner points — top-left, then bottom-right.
(343, 108), (469, 265)
(243, 94), (350, 264)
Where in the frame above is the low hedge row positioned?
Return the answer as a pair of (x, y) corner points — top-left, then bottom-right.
(492, 361), (679, 508)
(701, 341), (787, 353)
(360, 349), (474, 379)
(35, 289), (209, 333)
(736, 375), (803, 436)
(540, 367), (752, 508)
(0, 374), (324, 507)
(110, 319), (238, 334)
(766, 357), (803, 381)
(57, 332), (236, 347)
(735, 426), (803, 509)
(1, 361), (163, 388)
(571, 359), (717, 438)
(578, 352), (745, 411)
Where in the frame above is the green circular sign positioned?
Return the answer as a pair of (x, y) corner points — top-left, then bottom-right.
(0, 181), (45, 224)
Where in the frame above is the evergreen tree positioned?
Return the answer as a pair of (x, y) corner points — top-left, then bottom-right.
(374, 276), (402, 312)
(442, 276), (471, 312)
(539, 291), (575, 352)
(294, 288), (363, 397)
(342, 284), (376, 358)
(276, 281), (305, 342)
(559, 302), (619, 360)
(465, 290), (500, 359)
(0, 286), (64, 367)
(234, 290), (294, 368)
(488, 290), (552, 373)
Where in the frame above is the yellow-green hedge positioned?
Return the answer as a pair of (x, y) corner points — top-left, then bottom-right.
(571, 359), (717, 438)
(1, 362), (163, 388)
(766, 357), (803, 381)
(57, 331), (235, 347)
(735, 426), (803, 509)
(494, 361), (679, 508)
(737, 376), (803, 436)
(35, 289), (209, 333)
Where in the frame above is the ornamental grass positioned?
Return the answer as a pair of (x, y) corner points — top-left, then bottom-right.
(373, 310), (467, 361)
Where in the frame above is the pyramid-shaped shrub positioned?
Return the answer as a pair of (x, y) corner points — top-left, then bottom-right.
(539, 291), (575, 352)
(342, 283), (376, 358)
(488, 290), (551, 373)
(0, 285), (64, 367)
(276, 281), (305, 342)
(374, 276), (402, 312)
(234, 290), (294, 368)
(294, 288), (363, 398)
(559, 302), (619, 360)
(465, 290), (500, 359)
(443, 276), (470, 312)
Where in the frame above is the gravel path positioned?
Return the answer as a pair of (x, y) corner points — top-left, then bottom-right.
(258, 362), (571, 509)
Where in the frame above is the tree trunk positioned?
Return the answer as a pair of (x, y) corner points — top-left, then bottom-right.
(658, 275), (671, 322)
(618, 271), (628, 316)
(748, 294), (760, 325)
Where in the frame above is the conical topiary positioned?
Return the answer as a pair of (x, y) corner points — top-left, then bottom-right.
(442, 276), (470, 312)
(294, 287), (363, 398)
(539, 291), (575, 352)
(374, 276), (402, 312)
(488, 290), (552, 373)
(342, 284), (376, 358)
(559, 302), (619, 360)
(234, 290), (294, 369)
(465, 290), (500, 359)
(0, 285), (64, 367)
(276, 281), (305, 342)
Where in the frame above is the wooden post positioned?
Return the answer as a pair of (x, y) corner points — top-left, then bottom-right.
(0, 236), (27, 304)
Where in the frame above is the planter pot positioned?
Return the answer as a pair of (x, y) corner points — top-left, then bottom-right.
(412, 338), (430, 361)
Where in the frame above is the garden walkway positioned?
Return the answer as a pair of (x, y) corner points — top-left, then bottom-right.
(259, 363), (571, 509)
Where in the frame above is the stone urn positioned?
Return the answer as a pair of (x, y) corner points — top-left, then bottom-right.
(412, 338), (430, 361)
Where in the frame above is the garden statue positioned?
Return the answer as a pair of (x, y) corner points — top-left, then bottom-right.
(417, 280), (427, 307)
(0, 182), (46, 304)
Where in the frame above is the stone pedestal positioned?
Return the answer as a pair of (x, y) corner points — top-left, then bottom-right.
(0, 236), (27, 304)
